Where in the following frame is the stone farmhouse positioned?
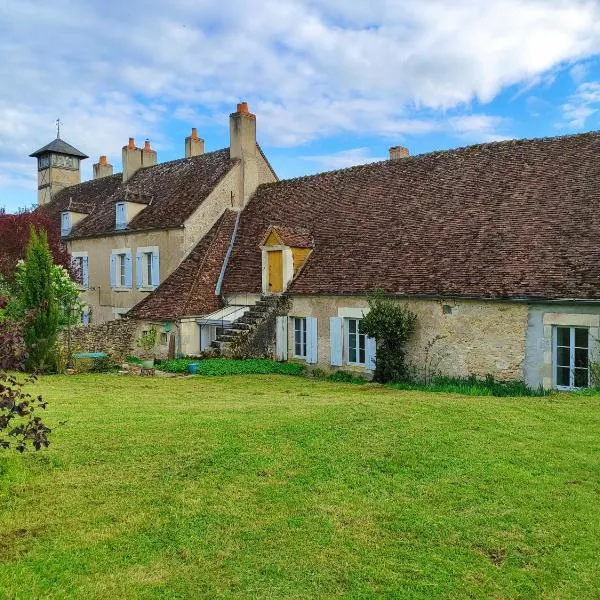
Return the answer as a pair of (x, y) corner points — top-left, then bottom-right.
(34, 104), (600, 391)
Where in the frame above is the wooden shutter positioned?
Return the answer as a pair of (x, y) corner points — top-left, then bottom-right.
(136, 251), (143, 288)
(82, 309), (89, 326)
(116, 203), (126, 229)
(124, 253), (133, 288)
(330, 317), (343, 366)
(82, 256), (89, 288)
(306, 317), (318, 364)
(276, 316), (288, 361)
(366, 336), (377, 371)
(110, 254), (117, 287)
(151, 250), (160, 287)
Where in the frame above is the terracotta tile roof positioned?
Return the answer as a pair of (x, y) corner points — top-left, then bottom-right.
(46, 149), (238, 238)
(223, 131), (600, 301)
(128, 210), (238, 320)
(266, 226), (313, 248)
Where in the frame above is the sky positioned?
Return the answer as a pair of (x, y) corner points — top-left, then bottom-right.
(2, 0), (600, 212)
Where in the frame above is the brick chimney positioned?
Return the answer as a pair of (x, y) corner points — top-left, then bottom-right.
(122, 138), (157, 182)
(93, 155), (113, 179)
(389, 146), (410, 160)
(185, 127), (205, 158)
(230, 102), (258, 208)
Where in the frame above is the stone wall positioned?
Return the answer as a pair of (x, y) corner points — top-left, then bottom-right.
(288, 295), (529, 381)
(59, 319), (141, 362)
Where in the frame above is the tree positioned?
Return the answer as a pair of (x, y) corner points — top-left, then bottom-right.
(360, 290), (417, 383)
(0, 319), (51, 452)
(0, 207), (70, 280)
(20, 228), (60, 373)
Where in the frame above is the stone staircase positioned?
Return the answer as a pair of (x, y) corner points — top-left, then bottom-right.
(211, 295), (281, 356)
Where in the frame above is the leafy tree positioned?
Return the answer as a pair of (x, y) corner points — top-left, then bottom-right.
(0, 207), (71, 280)
(20, 228), (60, 373)
(360, 290), (417, 383)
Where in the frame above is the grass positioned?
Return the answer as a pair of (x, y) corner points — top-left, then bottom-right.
(158, 357), (306, 376)
(0, 374), (599, 598)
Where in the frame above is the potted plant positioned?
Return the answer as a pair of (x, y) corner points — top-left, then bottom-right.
(137, 327), (157, 368)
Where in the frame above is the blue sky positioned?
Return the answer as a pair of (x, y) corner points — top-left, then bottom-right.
(2, 0), (600, 212)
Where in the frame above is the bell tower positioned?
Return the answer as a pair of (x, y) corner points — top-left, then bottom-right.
(29, 123), (88, 206)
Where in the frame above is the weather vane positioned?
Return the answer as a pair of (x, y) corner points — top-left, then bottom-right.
(56, 118), (62, 139)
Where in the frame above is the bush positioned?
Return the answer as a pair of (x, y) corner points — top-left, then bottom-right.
(159, 358), (306, 377)
(327, 370), (368, 384)
(388, 374), (548, 397)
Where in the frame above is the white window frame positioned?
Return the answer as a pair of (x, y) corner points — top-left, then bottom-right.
(71, 251), (88, 289)
(553, 326), (590, 390)
(346, 318), (367, 366)
(111, 247), (132, 290)
(136, 245), (160, 290)
(293, 317), (307, 359)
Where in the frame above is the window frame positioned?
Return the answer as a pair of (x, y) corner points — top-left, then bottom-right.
(293, 317), (308, 359)
(553, 326), (590, 390)
(346, 317), (367, 366)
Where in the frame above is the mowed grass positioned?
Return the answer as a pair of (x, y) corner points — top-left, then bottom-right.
(1, 375), (599, 599)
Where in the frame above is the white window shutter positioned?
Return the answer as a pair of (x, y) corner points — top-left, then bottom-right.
(136, 251), (143, 288)
(82, 256), (89, 288)
(151, 250), (160, 287)
(110, 254), (117, 287)
(276, 316), (288, 361)
(366, 336), (377, 370)
(306, 317), (318, 364)
(124, 253), (133, 288)
(330, 317), (343, 366)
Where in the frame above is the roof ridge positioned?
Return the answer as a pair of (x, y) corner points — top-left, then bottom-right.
(255, 129), (600, 189)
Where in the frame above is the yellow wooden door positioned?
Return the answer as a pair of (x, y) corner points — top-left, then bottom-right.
(267, 250), (283, 293)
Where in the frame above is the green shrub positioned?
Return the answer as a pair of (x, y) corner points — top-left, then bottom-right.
(159, 358), (306, 377)
(388, 374), (548, 397)
(125, 355), (143, 365)
(327, 370), (368, 384)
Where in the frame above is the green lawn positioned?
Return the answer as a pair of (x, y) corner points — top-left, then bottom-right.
(1, 375), (599, 599)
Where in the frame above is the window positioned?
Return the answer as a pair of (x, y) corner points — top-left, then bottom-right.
(110, 250), (131, 288)
(555, 326), (589, 389)
(294, 317), (307, 358)
(60, 212), (71, 236)
(72, 256), (83, 284)
(118, 253), (127, 287)
(136, 247), (160, 288)
(115, 202), (127, 230)
(160, 332), (168, 346)
(347, 318), (366, 365)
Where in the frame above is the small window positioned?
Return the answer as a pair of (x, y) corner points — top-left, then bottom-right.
(347, 318), (366, 365)
(145, 252), (154, 286)
(116, 202), (127, 230)
(294, 317), (307, 358)
(61, 212), (71, 237)
(554, 326), (589, 389)
(72, 256), (84, 285)
(118, 253), (127, 287)
(160, 332), (168, 345)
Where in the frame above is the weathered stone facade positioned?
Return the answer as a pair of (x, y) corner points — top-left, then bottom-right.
(287, 295), (528, 381)
(59, 320), (142, 362)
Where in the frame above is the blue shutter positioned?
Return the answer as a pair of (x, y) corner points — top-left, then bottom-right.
(306, 317), (318, 364)
(82, 256), (89, 288)
(276, 316), (288, 361)
(61, 212), (71, 236)
(110, 254), (117, 287)
(366, 336), (377, 371)
(82, 309), (89, 326)
(151, 250), (160, 287)
(330, 317), (343, 366)
(136, 251), (143, 288)
(116, 203), (126, 229)
(124, 253), (132, 288)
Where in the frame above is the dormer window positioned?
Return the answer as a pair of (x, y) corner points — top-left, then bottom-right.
(61, 211), (71, 237)
(116, 202), (127, 230)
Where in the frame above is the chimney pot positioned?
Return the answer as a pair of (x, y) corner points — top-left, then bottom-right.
(389, 146), (410, 160)
(99, 155), (107, 166)
(143, 139), (151, 152)
(127, 137), (136, 150)
(191, 127), (198, 140)
(94, 155), (113, 179)
(237, 101), (249, 114)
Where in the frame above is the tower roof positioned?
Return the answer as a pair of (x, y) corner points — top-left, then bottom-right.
(29, 138), (88, 159)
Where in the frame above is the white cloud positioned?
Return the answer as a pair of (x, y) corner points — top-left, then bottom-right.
(2, 0), (600, 205)
(561, 81), (600, 128)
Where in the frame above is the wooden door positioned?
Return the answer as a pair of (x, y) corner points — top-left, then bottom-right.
(267, 250), (283, 293)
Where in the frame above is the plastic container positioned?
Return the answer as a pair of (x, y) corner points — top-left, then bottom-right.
(188, 363), (200, 375)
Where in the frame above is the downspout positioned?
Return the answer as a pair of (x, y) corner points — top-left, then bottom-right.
(215, 210), (242, 298)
